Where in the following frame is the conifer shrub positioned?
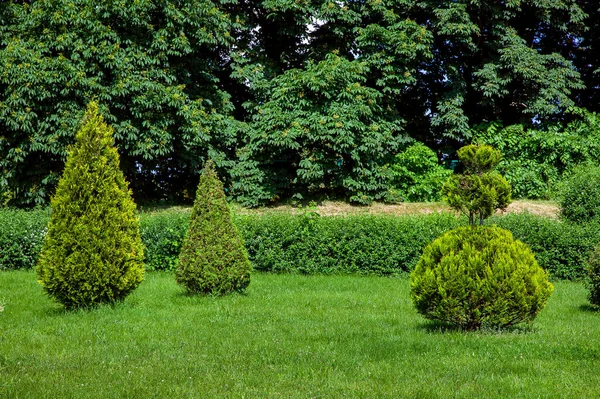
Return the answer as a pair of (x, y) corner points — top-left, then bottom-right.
(443, 144), (511, 225)
(176, 161), (251, 294)
(36, 102), (144, 309)
(410, 226), (554, 330)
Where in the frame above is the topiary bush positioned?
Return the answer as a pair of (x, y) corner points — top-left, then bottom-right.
(559, 165), (600, 223)
(36, 102), (145, 309)
(410, 225), (554, 330)
(443, 145), (511, 225)
(176, 161), (252, 294)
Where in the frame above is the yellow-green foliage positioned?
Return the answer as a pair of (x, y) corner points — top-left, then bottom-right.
(410, 226), (553, 330)
(443, 145), (511, 225)
(36, 102), (144, 309)
(176, 161), (251, 294)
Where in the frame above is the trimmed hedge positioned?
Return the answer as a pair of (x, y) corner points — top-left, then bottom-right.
(236, 213), (462, 275)
(487, 213), (600, 280)
(0, 208), (50, 270)
(2, 207), (599, 280)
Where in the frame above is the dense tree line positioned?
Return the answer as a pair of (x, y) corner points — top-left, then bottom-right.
(1, 0), (598, 206)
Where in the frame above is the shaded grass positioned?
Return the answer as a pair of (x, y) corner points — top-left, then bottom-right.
(1, 272), (599, 398)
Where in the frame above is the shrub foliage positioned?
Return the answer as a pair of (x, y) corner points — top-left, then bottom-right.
(36, 103), (145, 309)
(387, 143), (452, 202)
(176, 161), (251, 294)
(443, 145), (511, 225)
(559, 165), (600, 224)
(410, 226), (554, 330)
(587, 247), (600, 308)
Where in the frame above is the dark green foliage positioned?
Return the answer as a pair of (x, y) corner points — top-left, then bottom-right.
(139, 209), (190, 271)
(176, 161), (251, 294)
(443, 145), (511, 225)
(0, 208), (49, 270)
(36, 102), (144, 309)
(230, 54), (408, 206)
(587, 246), (600, 308)
(473, 113), (600, 199)
(410, 226), (554, 330)
(5, 206), (600, 280)
(237, 213), (462, 275)
(558, 166), (600, 223)
(0, 0), (238, 206)
(387, 143), (452, 202)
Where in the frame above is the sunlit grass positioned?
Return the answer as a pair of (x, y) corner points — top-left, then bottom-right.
(1, 271), (598, 398)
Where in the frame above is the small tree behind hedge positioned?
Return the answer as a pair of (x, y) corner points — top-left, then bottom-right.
(176, 160), (251, 294)
(36, 102), (144, 309)
(443, 145), (511, 225)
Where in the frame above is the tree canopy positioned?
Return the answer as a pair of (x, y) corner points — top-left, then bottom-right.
(0, 0), (598, 206)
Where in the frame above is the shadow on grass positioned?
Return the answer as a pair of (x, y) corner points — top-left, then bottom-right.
(417, 320), (537, 335)
(579, 304), (599, 313)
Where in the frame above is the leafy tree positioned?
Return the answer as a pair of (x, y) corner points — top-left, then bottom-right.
(443, 145), (511, 225)
(177, 160), (251, 294)
(230, 54), (409, 206)
(36, 102), (144, 309)
(0, 0), (238, 206)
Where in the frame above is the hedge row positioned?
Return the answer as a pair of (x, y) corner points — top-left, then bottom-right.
(1, 208), (598, 279)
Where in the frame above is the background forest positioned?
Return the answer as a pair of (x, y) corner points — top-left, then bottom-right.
(1, 0), (600, 207)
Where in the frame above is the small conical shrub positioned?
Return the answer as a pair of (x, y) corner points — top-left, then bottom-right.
(176, 160), (251, 294)
(410, 226), (553, 330)
(36, 102), (144, 309)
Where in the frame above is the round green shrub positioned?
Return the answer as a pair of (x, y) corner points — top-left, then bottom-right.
(587, 246), (600, 308)
(387, 142), (452, 202)
(410, 226), (553, 330)
(176, 161), (252, 294)
(36, 102), (145, 309)
(559, 166), (600, 223)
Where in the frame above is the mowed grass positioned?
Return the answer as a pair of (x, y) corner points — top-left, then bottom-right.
(1, 272), (599, 398)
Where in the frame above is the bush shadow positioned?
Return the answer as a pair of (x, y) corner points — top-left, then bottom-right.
(417, 320), (537, 335)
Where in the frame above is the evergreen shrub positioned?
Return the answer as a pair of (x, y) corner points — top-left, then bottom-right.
(559, 166), (600, 223)
(410, 226), (554, 330)
(176, 161), (251, 294)
(36, 103), (145, 309)
(443, 145), (511, 225)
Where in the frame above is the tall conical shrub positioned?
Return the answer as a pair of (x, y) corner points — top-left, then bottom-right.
(176, 160), (251, 294)
(36, 102), (144, 309)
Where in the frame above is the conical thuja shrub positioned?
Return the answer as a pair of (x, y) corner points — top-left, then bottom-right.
(36, 102), (144, 309)
(176, 160), (251, 294)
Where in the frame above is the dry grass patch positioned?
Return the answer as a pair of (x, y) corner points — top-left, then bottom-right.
(232, 200), (559, 218)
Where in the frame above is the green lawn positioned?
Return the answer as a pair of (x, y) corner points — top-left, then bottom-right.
(1, 271), (599, 398)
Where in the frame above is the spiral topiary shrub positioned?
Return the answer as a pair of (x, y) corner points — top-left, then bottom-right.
(176, 160), (251, 294)
(410, 225), (553, 330)
(559, 166), (600, 224)
(443, 144), (511, 226)
(36, 102), (144, 309)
